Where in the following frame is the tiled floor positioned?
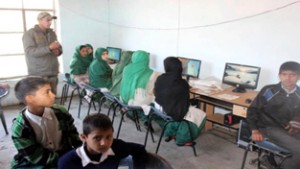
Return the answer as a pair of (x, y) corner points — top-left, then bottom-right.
(0, 96), (257, 169)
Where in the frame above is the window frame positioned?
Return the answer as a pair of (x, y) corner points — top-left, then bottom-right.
(0, 0), (57, 80)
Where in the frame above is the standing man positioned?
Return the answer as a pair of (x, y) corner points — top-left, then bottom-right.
(247, 61), (300, 169)
(23, 12), (62, 94)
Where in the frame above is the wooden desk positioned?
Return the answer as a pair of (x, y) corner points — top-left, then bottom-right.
(190, 87), (258, 130)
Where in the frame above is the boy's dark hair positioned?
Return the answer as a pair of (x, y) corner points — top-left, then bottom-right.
(15, 76), (49, 104)
(279, 61), (300, 75)
(83, 113), (114, 135)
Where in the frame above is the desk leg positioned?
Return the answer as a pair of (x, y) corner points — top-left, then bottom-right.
(204, 104), (214, 130)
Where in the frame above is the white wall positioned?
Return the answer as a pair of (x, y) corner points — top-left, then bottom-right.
(58, 0), (300, 90)
(4, 0), (299, 106)
(58, 0), (110, 72)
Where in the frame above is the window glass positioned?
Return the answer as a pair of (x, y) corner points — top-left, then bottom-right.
(23, 0), (53, 9)
(0, 55), (27, 78)
(0, 34), (23, 55)
(0, 0), (22, 8)
(0, 11), (23, 32)
(0, 0), (57, 78)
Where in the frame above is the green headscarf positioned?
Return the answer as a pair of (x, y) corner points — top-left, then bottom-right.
(88, 48), (113, 88)
(120, 50), (153, 103)
(69, 45), (91, 75)
(109, 51), (133, 96)
(85, 43), (94, 62)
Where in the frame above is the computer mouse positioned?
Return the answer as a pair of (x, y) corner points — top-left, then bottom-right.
(245, 98), (252, 104)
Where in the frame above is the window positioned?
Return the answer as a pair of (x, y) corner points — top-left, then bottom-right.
(0, 0), (57, 79)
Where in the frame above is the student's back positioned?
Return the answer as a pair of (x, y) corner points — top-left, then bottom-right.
(110, 51), (133, 96)
(120, 50), (153, 104)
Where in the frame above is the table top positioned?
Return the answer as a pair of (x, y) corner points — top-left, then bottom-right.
(190, 86), (258, 107)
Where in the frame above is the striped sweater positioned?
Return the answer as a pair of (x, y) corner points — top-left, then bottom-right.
(11, 104), (82, 169)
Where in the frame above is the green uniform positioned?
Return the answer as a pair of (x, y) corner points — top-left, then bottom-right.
(88, 48), (113, 88)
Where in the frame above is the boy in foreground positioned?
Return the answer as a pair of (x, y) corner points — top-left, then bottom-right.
(11, 77), (81, 168)
(58, 113), (147, 169)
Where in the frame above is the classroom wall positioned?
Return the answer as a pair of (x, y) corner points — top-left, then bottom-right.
(58, 0), (300, 90)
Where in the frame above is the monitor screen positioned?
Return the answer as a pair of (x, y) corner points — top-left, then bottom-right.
(177, 57), (201, 79)
(107, 47), (122, 61)
(222, 63), (261, 93)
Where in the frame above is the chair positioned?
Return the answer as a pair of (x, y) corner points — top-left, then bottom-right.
(0, 87), (9, 135)
(79, 84), (115, 118)
(144, 105), (203, 157)
(112, 96), (143, 139)
(60, 73), (82, 111)
(238, 120), (292, 169)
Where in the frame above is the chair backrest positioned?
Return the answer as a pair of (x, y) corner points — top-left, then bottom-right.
(145, 152), (173, 169)
(237, 120), (252, 150)
(150, 105), (173, 121)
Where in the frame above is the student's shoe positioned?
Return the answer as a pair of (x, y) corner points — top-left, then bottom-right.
(164, 136), (175, 142)
(177, 141), (195, 147)
(259, 154), (277, 169)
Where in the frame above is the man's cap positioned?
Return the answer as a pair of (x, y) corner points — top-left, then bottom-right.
(37, 12), (57, 20)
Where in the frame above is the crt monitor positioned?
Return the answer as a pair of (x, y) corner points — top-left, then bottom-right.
(177, 57), (201, 81)
(107, 47), (122, 62)
(222, 63), (261, 93)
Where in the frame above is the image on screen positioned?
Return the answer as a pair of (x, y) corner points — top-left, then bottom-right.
(177, 57), (201, 79)
(222, 63), (260, 92)
(107, 47), (122, 61)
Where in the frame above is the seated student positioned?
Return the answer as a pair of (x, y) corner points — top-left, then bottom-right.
(69, 45), (91, 88)
(85, 43), (94, 61)
(120, 50), (160, 105)
(109, 51), (133, 97)
(153, 57), (206, 145)
(11, 77), (81, 169)
(120, 50), (160, 122)
(89, 48), (113, 89)
(58, 113), (147, 169)
(247, 61), (300, 169)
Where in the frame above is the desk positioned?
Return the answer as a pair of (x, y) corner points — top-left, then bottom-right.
(190, 87), (258, 130)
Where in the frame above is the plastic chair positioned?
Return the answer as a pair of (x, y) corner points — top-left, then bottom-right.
(238, 120), (292, 169)
(144, 105), (201, 157)
(0, 87), (9, 135)
(112, 96), (143, 139)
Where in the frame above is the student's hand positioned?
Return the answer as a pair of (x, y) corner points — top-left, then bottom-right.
(251, 129), (264, 142)
(285, 120), (300, 135)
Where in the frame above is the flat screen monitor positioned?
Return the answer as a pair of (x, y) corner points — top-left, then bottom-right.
(177, 57), (201, 82)
(107, 47), (122, 62)
(222, 63), (261, 93)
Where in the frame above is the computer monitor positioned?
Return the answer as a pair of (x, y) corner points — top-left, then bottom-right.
(107, 47), (122, 62)
(177, 57), (201, 82)
(222, 63), (261, 93)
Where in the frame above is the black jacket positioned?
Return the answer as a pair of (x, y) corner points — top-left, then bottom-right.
(247, 83), (300, 131)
